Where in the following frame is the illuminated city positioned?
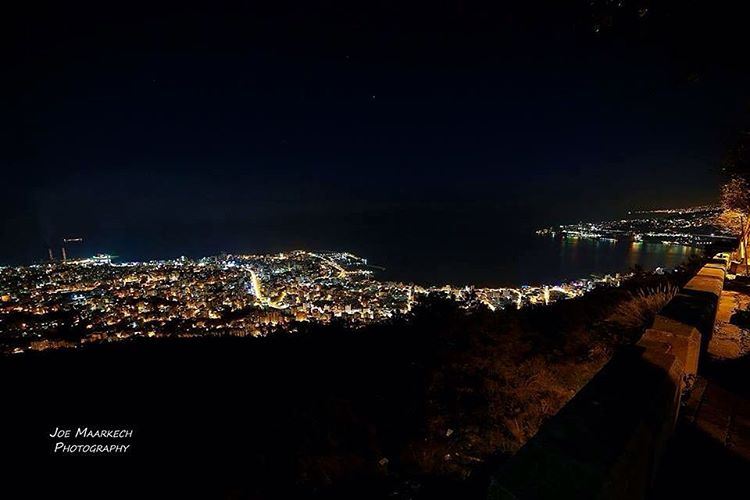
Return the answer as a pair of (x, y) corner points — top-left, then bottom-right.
(0, 249), (625, 355)
(536, 205), (734, 246)
(5, 1), (750, 497)
(5, 205), (730, 355)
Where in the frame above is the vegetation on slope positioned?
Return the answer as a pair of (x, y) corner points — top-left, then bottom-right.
(1, 262), (698, 499)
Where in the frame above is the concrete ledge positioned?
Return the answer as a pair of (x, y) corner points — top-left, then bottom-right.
(489, 347), (683, 500)
(709, 253), (731, 270)
(684, 275), (723, 299)
(651, 314), (700, 338)
(637, 328), (701, 380)
(655, 292), (718, 345)
(696, 266), (726, 279)
(488, 260), (727, 500)
(681, 264), (726, 300)
(703, 261), (728, 273)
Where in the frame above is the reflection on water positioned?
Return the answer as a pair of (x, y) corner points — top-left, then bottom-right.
(558, 237), (700, 280)
(378, 234), (703, 288)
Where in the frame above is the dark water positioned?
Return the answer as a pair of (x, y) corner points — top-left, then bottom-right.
(55, 233), (700, 289)
(51, 206), (702, 289)
(375, 237), (701, 288)
(60, 232), (702, 289)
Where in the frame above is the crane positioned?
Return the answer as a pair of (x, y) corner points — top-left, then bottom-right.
(61, 237), (83, 262)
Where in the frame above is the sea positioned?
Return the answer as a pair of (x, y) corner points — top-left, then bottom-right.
(50, 209), (705, 289)
(371, 236), (702, 288)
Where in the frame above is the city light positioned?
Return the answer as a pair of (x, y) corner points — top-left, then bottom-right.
(0, 249), (626, 354)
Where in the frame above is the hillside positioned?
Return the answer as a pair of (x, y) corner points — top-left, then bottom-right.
(1, 266), (697, 499)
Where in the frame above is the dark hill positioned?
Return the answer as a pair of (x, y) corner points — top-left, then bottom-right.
(1, 270), (694, 499)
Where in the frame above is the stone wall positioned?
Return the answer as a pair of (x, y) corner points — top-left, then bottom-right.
(488, 255), (730, 499)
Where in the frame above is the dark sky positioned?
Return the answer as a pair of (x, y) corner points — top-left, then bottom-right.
(3, 1), (750, 267)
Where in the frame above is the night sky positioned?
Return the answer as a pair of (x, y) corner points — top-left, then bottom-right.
(4, 1), (750, 276)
